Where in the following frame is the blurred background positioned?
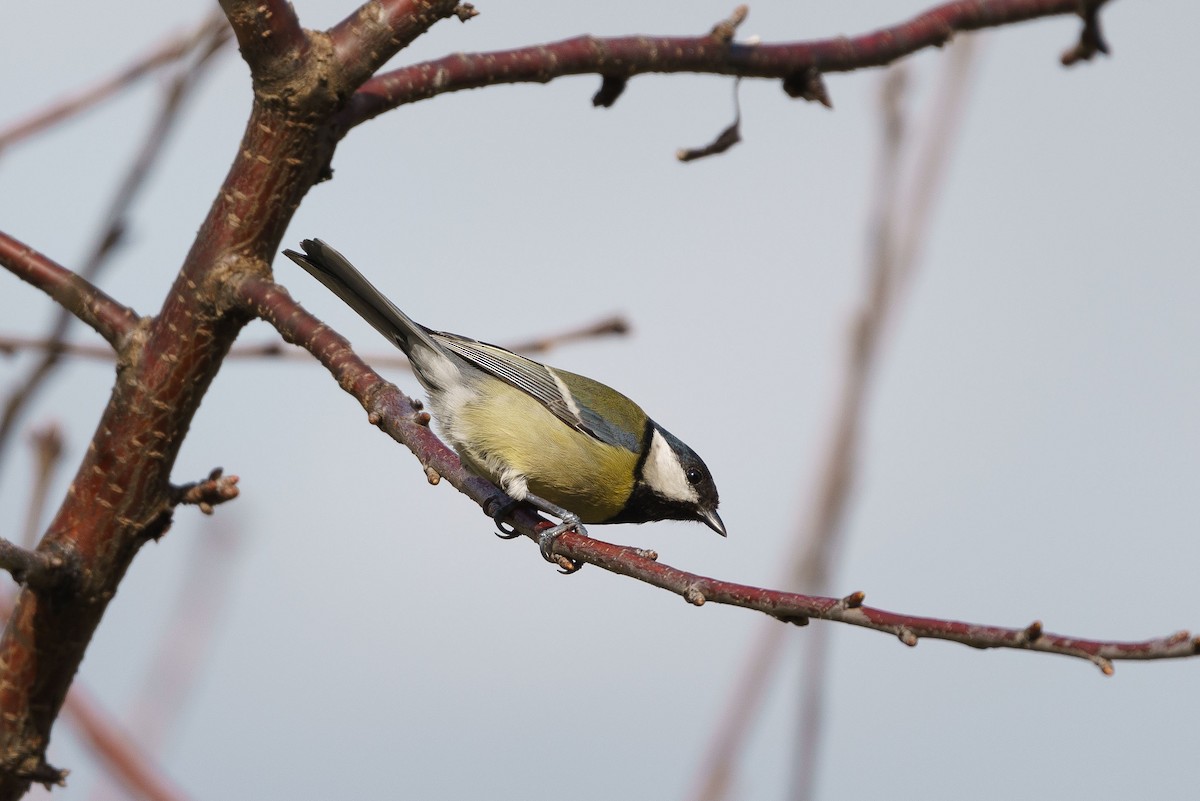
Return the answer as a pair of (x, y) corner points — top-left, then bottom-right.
(1, 1), (1198, 798)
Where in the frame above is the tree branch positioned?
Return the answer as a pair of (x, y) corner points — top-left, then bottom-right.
(342, 0), (1109, 128)
(0, 539), (67, 591)
(329, 0), (467, 87)
(0, 233), (139, 347)
(218, 0), (306, 78)
(0, 12), (227, 154)
(0, 21), (228, 484)
(0, 592), (191, 801)
(0, 315), (628, 366)
(559, 539), (1200, 673)
(236, 275), (504, 506)
(170, 468), (240, 516)
(240, 275), (1197, 674)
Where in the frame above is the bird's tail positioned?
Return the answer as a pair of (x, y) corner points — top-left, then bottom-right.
(283, 239), (442, 358)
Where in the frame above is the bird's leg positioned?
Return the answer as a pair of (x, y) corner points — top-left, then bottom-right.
(522, 493), (588, 563)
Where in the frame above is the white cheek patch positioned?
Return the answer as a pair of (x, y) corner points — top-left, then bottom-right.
(642, 428), (699, 504)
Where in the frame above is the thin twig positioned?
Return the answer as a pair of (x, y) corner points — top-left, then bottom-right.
(687, 62), (915, 801)
(0, 314), (628, 368)
(0, 12), (227, 153)
(342, 0), (1109, 128)
(0, 235), (140, 348)
(788, 60), (914, 801)
(0, 20), (229, 481)
(0, 540), (65, 589)
(240, 274), (1199, 673)
(170, 468), (240, 516)
(328, 0), (463, 85)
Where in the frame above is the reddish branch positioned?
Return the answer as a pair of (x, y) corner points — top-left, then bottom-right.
(241, 275), (1198, 674)
(0, 234), (139, 347)
(218, 0), (306, 74)
(171, 468), (241, 515)
(554, 538), (1199, 674)
(236, 276), (505, 509)
(343, 0), (1109, 128)
(329, 0), (473, 79)
(0, 0), (1136, 795)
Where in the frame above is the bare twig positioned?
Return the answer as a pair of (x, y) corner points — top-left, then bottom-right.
(0, 13), (227, 153)
(0, 540), (66, 590)
(240, 275), (1199, 673)
(171, 468), (240, 516)
(0, 314), (628, 367)
(0, 21), (229, 481)
(0, 235), (140, 348)
(677, 81), (742, 163)
(787, 63), (915, 801)
(63, 686), (195, 801)
(21, 424), (64, 550)
(1061, 1), (1110, 65)
(709, 5), (749, 44)
(328, 0), (463, 84)
(342, 0), (1108, 128)
(691, 39), (982, 801)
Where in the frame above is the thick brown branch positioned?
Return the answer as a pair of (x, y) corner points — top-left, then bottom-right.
(0, 591), (189, 801)
(240, 276), (1195, 674)
(0, 23), (303, 795)
(0, 233), (139, 347)
(343, 0), (1108, 128)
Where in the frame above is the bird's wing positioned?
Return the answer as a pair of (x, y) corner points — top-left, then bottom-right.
(432, 332), (642, 453)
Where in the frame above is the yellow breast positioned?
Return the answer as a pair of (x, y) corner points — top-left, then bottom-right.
(450, 379), (638, 523)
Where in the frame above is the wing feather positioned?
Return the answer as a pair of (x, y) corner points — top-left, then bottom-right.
(432, 333), (641, 452)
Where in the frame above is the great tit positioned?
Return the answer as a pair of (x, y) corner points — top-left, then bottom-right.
(283, 239), (725, 561)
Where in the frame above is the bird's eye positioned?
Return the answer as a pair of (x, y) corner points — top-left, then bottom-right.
(686, 467), (703, 485)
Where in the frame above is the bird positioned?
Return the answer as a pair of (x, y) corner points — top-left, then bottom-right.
(283, 239), (724, 564)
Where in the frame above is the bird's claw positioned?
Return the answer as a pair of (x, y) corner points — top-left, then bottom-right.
(491, 498), (521, 539)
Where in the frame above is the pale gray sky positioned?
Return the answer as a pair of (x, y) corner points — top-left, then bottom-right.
(2, 2), (1198, 799)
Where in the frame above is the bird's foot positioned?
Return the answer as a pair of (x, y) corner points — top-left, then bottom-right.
(535, 517), (587, 574)
(491, 498), (521, 539)
(537, 513), (586, 563)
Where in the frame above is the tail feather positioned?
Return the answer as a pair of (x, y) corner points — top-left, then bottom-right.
(282, 239), (442, 357)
